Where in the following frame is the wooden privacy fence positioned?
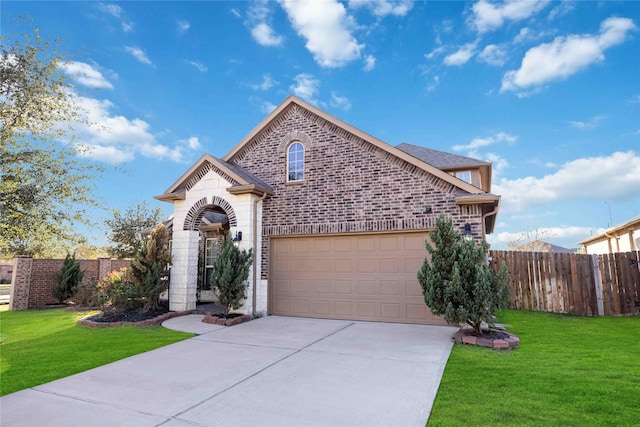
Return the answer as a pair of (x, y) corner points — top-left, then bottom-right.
(489, 250), (640, 316)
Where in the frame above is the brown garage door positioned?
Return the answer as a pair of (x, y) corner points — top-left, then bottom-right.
(269, 232), (447, 325)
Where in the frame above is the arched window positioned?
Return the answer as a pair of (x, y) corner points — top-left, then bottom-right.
(287, 142), (304, 181)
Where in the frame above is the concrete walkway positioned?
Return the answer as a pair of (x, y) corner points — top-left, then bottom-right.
(1, 315), (457, 427)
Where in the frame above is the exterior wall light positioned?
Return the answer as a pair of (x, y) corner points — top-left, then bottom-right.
(233, 231), (242, 242)
(462, 223), (473, 241)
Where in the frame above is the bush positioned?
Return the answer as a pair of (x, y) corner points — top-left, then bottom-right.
(418, 214), (510, 335)
(129, 223), (171, 312)
(53, 253), (84, 303)
(211, 234), (253, 317)
(96, 268), (142, 314)
(72, 277), (100, 307)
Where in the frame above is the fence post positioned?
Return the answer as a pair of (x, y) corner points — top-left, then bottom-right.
(9, 256), (33, 311)
(592, 254), (604, 316)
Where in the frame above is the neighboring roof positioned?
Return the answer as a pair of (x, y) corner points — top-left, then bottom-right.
(155, 154), (274, 202)
(395, 143), (489, 169)
(578, 214), (640, 245)
(222, 95), (486, 196)
(514, 240), (576, 253)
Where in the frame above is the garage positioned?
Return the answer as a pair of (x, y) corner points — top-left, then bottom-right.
(269, 232), (447, 325)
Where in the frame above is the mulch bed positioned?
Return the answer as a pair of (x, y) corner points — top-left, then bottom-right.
(78, 310), (192, 328)
(453, 328), (520, 349)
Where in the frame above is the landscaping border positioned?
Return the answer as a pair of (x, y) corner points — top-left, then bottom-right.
(453, 328), (520, 349)
(78, 310), (193, 328)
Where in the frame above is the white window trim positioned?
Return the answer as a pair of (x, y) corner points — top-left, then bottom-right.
(286, 141), (305, 182)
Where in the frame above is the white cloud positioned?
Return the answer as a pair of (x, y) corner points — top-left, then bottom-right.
(97, 3), (133, 32)
(502, 17), (636, 93)
(125, 46), (153, 65)
(251, 22), (284, 46)
(280, 0), (364, 68)
(548, 0), (575, 21)
(426, 75), (440, 92)
(247, 1), (284, 47)
(484, 152), (509, 176)
(425, 46), (445, 60)
(493, 151), (640, 212)
(444, 43), (476, 66)
(290, 73), (320, 104)
(363, 54), (376, 71)
(251, 74), (278, 91)
(348, 0), (414, 17)
(453, 132), (517, 152)
(97, 3), (122, 18)
(61, 61), (113, 89)
(177, 20), (190, 34)
(469, 0), (551, 33)
(186, 60), (208, 72)
(330, 92), (351, 110)
(72, 95), (198, 163)
(568, 114), (606, 129)
(478, 44), (507, 66)
(260, 101), (277, 114)
(231, 8), (241, 18)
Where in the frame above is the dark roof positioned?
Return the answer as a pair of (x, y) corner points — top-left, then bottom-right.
(396, 143), (489, 169)
(217, 157), (274, 192)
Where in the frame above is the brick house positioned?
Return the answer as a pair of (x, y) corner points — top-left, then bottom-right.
(155, 96), (500, 325)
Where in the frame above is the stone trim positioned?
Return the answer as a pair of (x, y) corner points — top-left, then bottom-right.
(262, 218), (437, 237)
(183, 196), (238, 230)
(184, 162), (240, 191)
(277, 130), (313, 153)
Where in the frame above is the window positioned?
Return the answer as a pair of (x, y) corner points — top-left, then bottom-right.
(287, 142), (304, 181)
(204, 238), (218, 290)
(453, 170), (472, 184)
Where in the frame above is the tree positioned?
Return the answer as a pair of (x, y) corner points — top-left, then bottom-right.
(129, 223), (171, 313)
(1, 18), (101, 257)
(53, 252), (84, 303)
(105, 201), (164, 259)
(418, 214), (510, 335)
(211, 234), (253, 317)
(507, 228), (555, 252)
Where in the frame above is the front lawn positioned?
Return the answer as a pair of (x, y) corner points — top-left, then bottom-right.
(428, 309), (640, 426)
(0, 308), (193, 396)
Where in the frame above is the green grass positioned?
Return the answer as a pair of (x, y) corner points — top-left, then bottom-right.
(0, 308), (193, 396)
(428, 310), (640, 426)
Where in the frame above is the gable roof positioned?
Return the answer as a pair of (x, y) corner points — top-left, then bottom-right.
(155, 153), (273, 202)
(396, 143), (489, 169)
(223, 95), (488, 196)
(396, 143), (492, 192)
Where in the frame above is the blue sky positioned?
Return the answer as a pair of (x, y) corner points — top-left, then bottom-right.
(3, 0), (639, 250)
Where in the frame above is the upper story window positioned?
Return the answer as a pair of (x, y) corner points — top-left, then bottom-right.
(451, 170), (472, 184)
(287, 142), (304, 181)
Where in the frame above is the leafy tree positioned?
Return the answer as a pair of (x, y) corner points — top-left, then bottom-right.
(418, 214), (510, 335)
(53, 252), (84, 303)
(105, 201), (164, 259)
(211, 234), (253, 317)
(0, 18), (102, 257)
(129, 223), (171, 312)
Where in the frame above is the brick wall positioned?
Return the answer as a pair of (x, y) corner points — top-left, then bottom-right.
(9, 258), (131, 310)
(229, 104), (485, 278)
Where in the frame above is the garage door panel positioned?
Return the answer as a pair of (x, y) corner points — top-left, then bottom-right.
(270, 233), (446, 325)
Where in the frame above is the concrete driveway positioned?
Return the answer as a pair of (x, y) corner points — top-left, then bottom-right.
(1, 316), (457, 427)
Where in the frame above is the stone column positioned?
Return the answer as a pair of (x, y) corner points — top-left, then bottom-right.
(169, 229), (200, 311)
(9, 256), (33, 311)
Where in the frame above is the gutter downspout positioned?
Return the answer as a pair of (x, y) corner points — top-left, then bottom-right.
(481, 202), (499, 237)
(252, 191), (268, 317)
